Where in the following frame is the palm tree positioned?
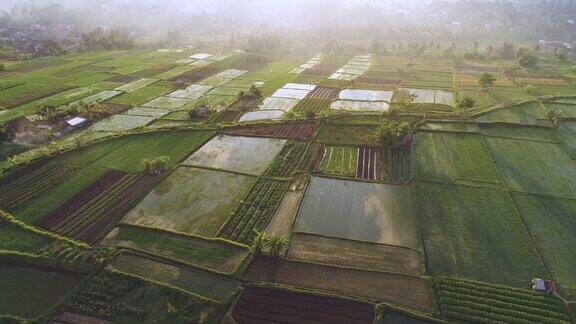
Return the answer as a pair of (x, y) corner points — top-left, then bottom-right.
(252, 230), (268, 255)
(269, 235), (288, 257)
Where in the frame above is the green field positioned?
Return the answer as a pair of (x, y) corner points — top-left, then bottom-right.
(13, 130), (214, 223)
(485, 136), (576, 198)
(512, 193), (576, 298)
(413, 131), (501, 185)
(475, 101), (547, 125)
(415, 182), (547, 287)
(110, 253), (240, 302)
(0, 265), (85, 319)
(102, 224), (249, 273)
(122, 167), (256, 237)
(295, 176), (419, 248)
(59, 270), (226, 323)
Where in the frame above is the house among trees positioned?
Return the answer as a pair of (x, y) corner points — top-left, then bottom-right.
(539, 40), (572, 52)
(532, 278), (557, 294)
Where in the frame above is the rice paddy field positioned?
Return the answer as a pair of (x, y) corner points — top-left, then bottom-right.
(2, 47), (576, 323)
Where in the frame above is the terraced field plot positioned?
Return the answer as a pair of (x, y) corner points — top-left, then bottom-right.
(485, 136), (576, 198)
(398, 88), (455, 106)
(56, 270), (225, 323)
(220, 178), (289, 244)
(293, 97), (331, 114)
(339, 89), (394, 101)
(265, 190), (305, 237)
(114, 78), (158, 92)
(318, 146), (412, 183)
(479, 123), (559, 143)
(89, 114), (155, 132)
(289, 233), (422, 275)
(512, 193), (576, 296)
(246, 256), (432, 313)
(36, 171), (158, 244)
(558, 122), (576, 159)
(0, 265), (85, 319)
(0, 163), (77, 211)
(266, 140), (312, 177)
(102, 225), (249, 273)
(414, 131), (500, 185)
(295, 176), (419, 248)
(110, 253), (240, 301)
(122, 167), (255, 236)
(331, 100), (390, 112)
(168, 84), (213, 100)
(123, 106), (170, 117)
(182, 134), (286, 175)
(307, 86), (339, 99)
(233, 287), (375, 324)
(259, 97), (299, 111)
(475, 101), (547, 125)
(435, 277), (571, 323)
(142, 96), (190, 110)
(415, 182), (547, 287)
(225, 122), (318, 140)
(239, 109), (284, 122)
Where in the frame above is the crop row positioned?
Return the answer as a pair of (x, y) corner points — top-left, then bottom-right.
(383, 148), (412, 183)
(0, 163), (77, 210)
(293, 98), (331, 115)
(62, 271), (146, 320)
(220, 179), (289, 244)
(37, 171), (158, 244)
(318, 146), (358, 178)
(435, 278), (570, 323)
(266, 141), (311, 177)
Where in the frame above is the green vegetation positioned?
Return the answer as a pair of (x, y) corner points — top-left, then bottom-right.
(486, 137), (576, 198)
(102, 224), (248, 273)
(220, 178), (289, 244)
(0, 265), (85, 319)
(414, 131), (500, 185)
(123, 167), (256, 237)
(436, 277), (570, 323)
(513, 193), (576, 298)
(318, 146), (358, 178)
(59, 270), (225, 323)
(110, 253), (240, 302)
(415, 182), (547, 287)
(266, 140), (312, 177)
(12, 131), (213, 223)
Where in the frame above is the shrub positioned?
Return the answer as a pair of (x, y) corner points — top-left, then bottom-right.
(140, 156), (170, 175)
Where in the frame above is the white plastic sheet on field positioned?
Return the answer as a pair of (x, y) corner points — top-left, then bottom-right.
(215, 69), (248, 79)
(189, 60), (211, 68)
(169, 84), (214, 100)
(143, 96), (190, 110)
(115, 78), (158, 93)
(434, 90), (455, 106)
(400, 88), (454, 106)
(175, 58), (195, 65)
(206, 54), (229, 61)
(290, 67), (306, 74)
(190, 53), (213, 60)
(331, 100), (389, 112)
(239, 110), (285, 122)
(283, 83), (317, 91)
(336, 68), (366, 75)
(182, 134), (287, 176)
(271, 88), (311, 100)
(123, 107), (170, 118)
(260, 97), (299, 112)
(89, 115), (155, 132)
(329, 73), (357, 81)
(339, 89), (394, 102)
